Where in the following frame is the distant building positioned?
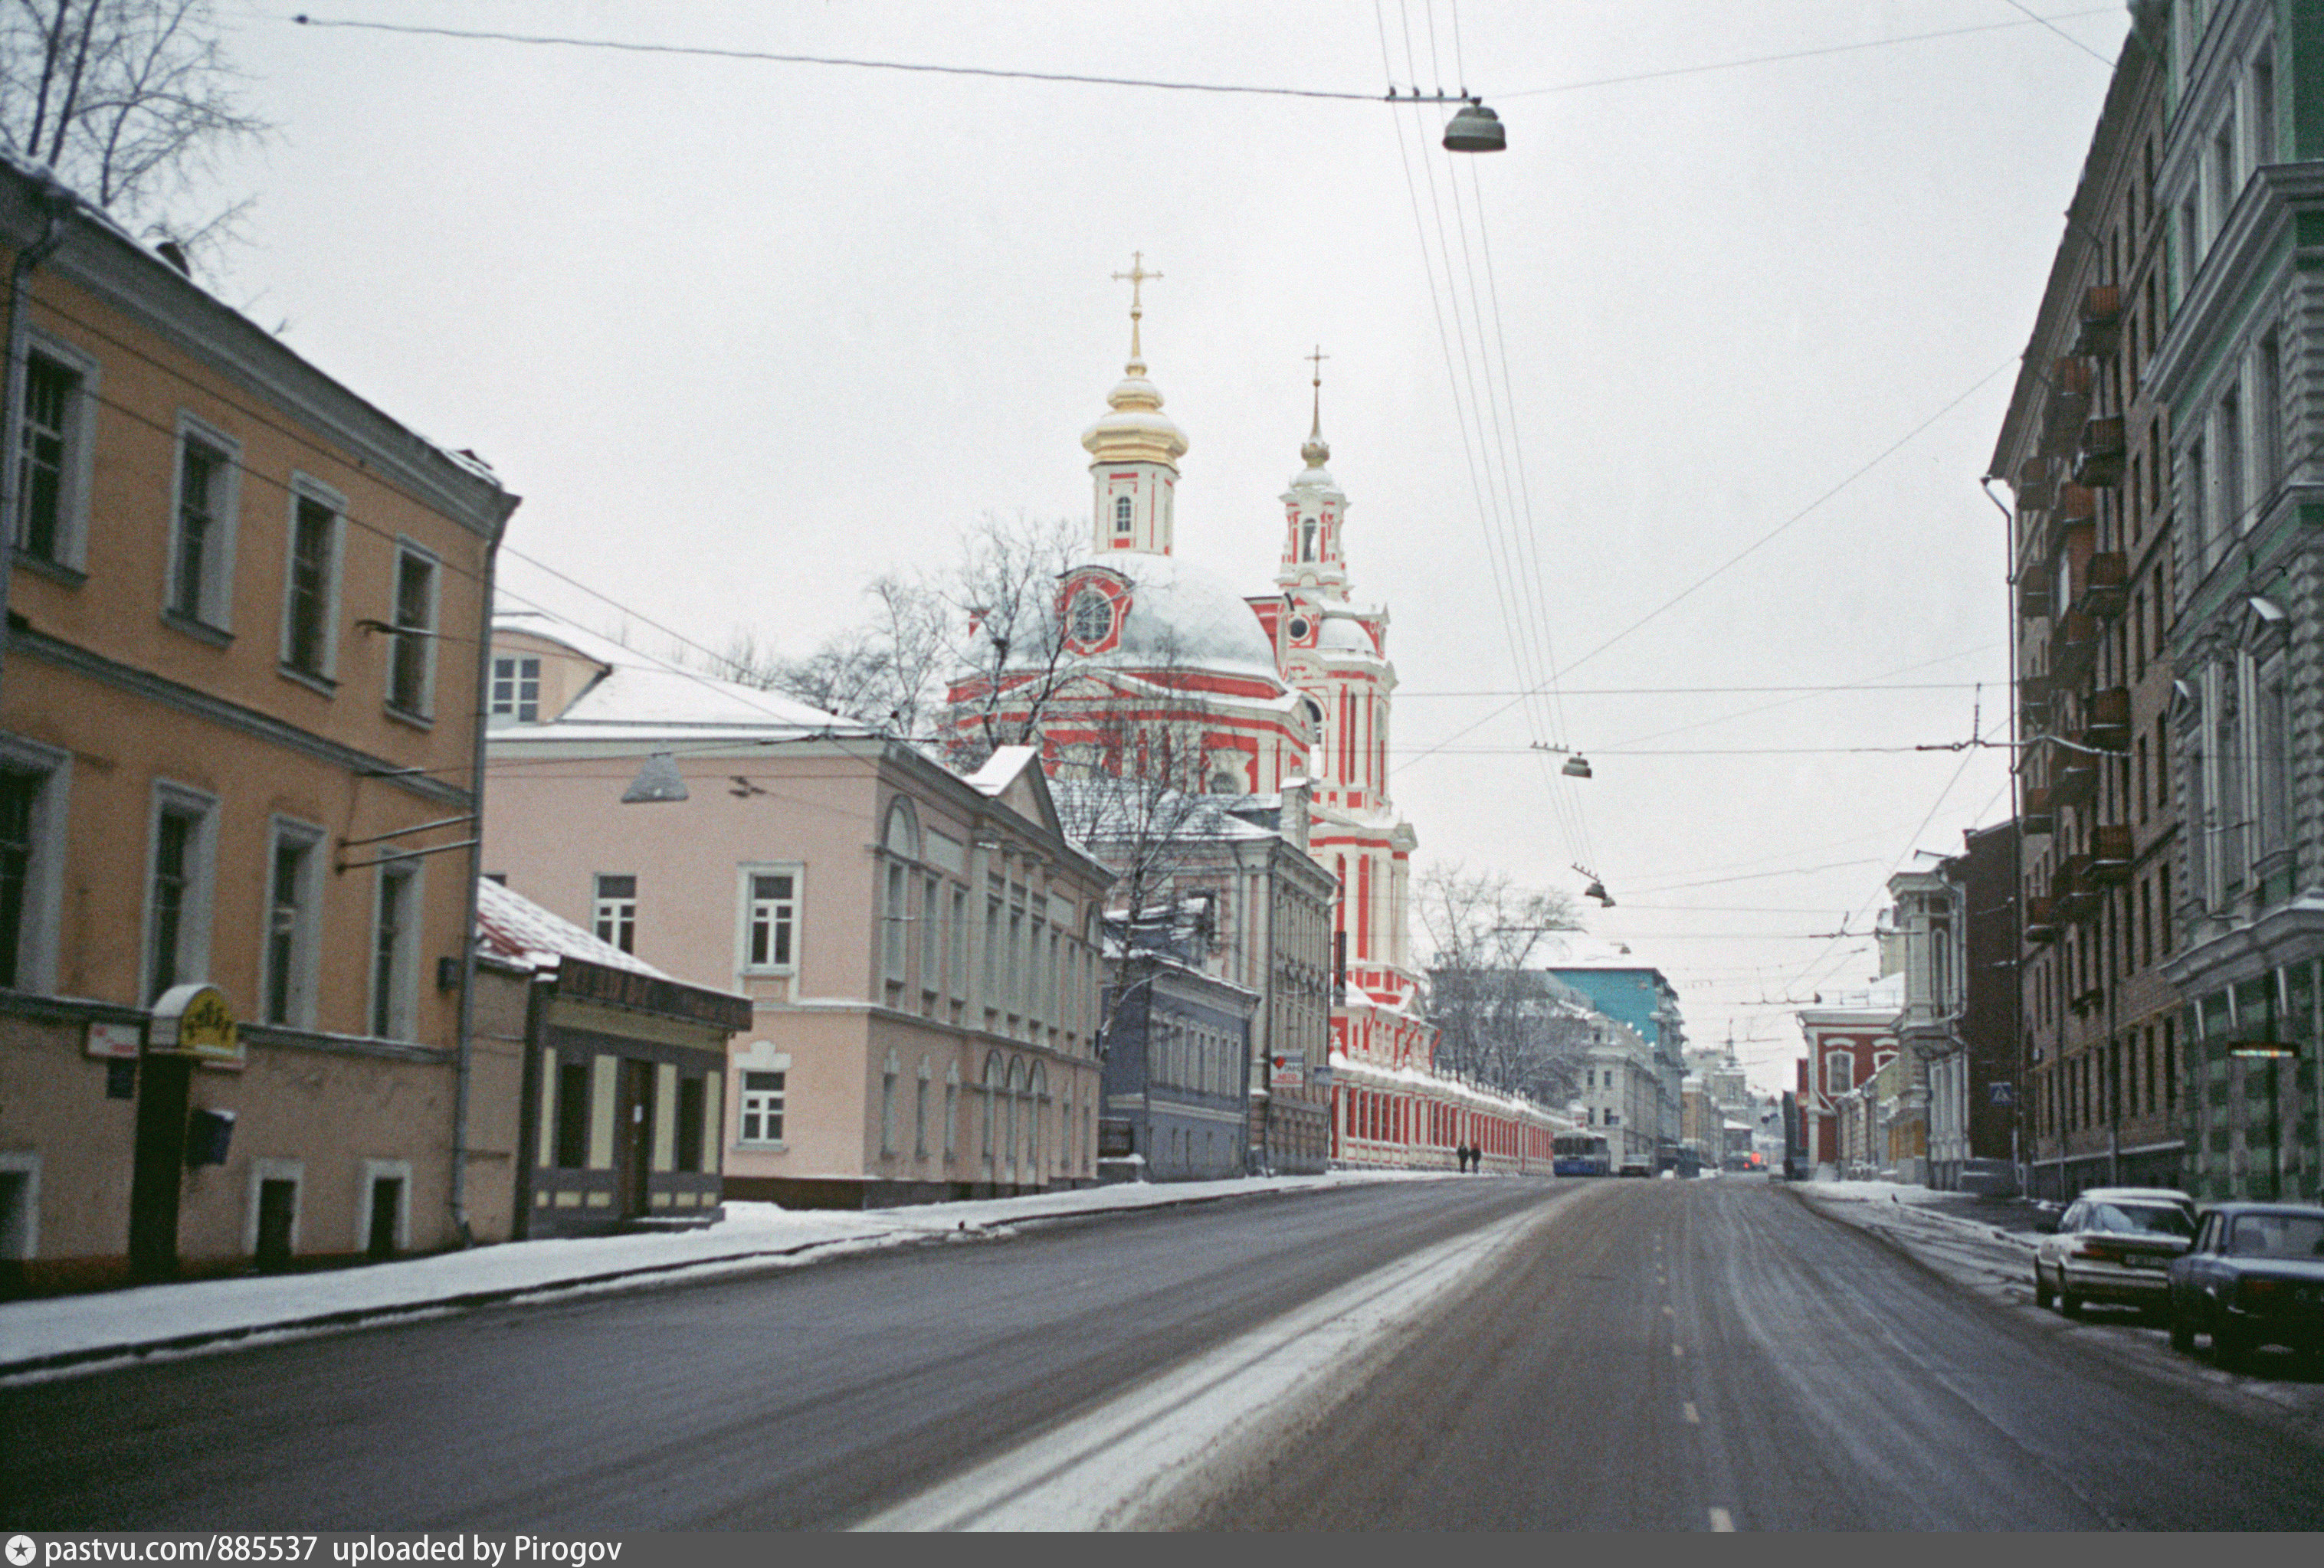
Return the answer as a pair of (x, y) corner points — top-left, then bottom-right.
(0, 155), (520, 1290)
(1575, 1012), (1660, 1170)
(1795, 980), (1903, 1179)
(1096, 899), (1258, 1182)
(1542, 939), (1687, 1157)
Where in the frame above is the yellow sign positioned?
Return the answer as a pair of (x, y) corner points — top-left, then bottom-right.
(149, 983), (243, 1068)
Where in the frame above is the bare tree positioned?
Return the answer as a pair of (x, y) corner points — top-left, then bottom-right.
(937, 511), (1083, 769)
(700, 573), (949, 736)
(1417, 864), (1591, 1105)
(0, 1), (269, 262)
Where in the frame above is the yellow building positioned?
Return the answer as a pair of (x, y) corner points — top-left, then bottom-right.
(0, 157), (519, 1291)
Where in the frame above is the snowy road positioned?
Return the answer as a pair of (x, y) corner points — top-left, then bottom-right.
(8, 1176), (2323, 1530)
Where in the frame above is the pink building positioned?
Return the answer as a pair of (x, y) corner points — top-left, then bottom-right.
(483, 616), (1112, 1206)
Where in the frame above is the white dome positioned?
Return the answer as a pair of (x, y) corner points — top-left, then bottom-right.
(1067, 550), (1284, 685)
(1317, 616), (1375, 654)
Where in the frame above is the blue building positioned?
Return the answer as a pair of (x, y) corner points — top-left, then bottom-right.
(1542, 938), (1688, 1158)
(1098, 901), (1258, 1181)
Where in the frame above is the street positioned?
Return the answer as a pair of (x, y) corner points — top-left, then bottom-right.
(7, 1177), (2322, 1531)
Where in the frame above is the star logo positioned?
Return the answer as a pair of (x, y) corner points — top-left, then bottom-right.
(6, 1534), (36, 1566)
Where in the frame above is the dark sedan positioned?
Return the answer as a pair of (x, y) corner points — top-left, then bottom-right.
(2166, 1203), (2324, 1363)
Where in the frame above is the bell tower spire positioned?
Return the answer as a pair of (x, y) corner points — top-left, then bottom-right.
(1278, 346), (1348, 593)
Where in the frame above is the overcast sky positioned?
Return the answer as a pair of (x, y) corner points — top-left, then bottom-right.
(201, 1), (2127, 1090)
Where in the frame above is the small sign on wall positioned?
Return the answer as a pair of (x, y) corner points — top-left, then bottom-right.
(1270, 1052), (1306, 1089)
(85, 1021), (141, 1059)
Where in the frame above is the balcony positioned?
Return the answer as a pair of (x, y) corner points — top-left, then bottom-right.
(2043, 360), (2093, 457)
(2024, 895), (2060, 944)
(2057, 854), (2099, 920)
(2083, 685), (2130, 751)
(2073, 550), (2127, 620)
(2020, 683), (2054, 731)
(2017, 575), (2052, 620)
(2021, 785), (2055, 837)
(2089, 823), (2134, 885)
(2071, 284), (2122, 358)
(2075, 415), (2128, 487)
(2055, 484), (2098, 525)
(2017, 457), (2057, 511)
(2050, 740), (2099, 807)
(2050, 610), (2099, 686)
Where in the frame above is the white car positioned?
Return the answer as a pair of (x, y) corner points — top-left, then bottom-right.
(2034, 1187), (2198, 1317)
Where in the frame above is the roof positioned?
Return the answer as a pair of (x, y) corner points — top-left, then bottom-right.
(493, 611), (867, 741)
(475, 876), (666, 977)
(1057, 552), (1288, 686)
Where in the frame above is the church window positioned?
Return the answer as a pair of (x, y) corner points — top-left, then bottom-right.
(1302, 520), (1316, 561)
(1287, 617), (1310, 643)
(1067, 586), (1113, 647)
(1114, 495), (1133, 535)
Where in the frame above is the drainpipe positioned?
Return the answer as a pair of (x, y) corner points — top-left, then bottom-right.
(450, 494), (516, 1246)
(0, 175), (76, 705)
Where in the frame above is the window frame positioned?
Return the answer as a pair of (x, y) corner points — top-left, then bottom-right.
(489, 653), (542, 724)
(144, 781), (218, 1003)
(278, 474), (346, 688)
(165, 414), (242, 636)
(365, 853), (424, 1041)
(257, 815), (326, 1029)
(738, 863), (803, 977)
(739, 1067), (788, 1148)
(592, 872), (638, 954)
(383, 540), (441, 719)
(10, 329), (98, 574)
(0, 735), (67, 995)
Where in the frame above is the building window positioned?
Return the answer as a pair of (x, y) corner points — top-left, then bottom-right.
(0, 744), (64, 994)
(369, 859), (419, 1039)
(490, 656), (541, 722)
(169, 426), (239, 630)
(884, 861), (908, 992)
(593, 873), (637, 954)
(674, 1076), (706, 1173)
(1825, 1051), (1853, 1096)
(280, 487), (342, 680)
(944, 1066), (960, 1157)
(387, 546), (438, 715)
(739, 1070), (785, 1144)
(146, 787), (215, 1003)
(261, 820), (323, 1027)
(554, 1061), (591, 1167)
(745, 871), (796, 969)
(1114, 494), (1132, 534)
(15, 344), (92, 568)
(922, 873), (942, 1000)
(881, 1052), (898, 1156)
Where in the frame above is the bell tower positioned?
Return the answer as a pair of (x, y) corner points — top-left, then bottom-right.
(1277, 347), (1349, 596)
(1082, 254), (1188, 556)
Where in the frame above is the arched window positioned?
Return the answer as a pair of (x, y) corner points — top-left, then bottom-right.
(982, 1052), (1005, 1163)
(1302, 519), (1316, 560)
(1114, 494), (1133, 534)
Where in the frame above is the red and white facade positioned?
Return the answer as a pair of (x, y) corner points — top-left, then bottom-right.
(945, 309), (1566, 1169)
(1795, 979), (1903, 1177)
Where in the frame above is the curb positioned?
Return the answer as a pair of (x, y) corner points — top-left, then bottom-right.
(0, 1178), (1368, 1382)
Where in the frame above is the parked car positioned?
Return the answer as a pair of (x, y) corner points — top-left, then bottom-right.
(2166, 1203), (2324, 1363)
(1618, 1158), (1653, 1178)
(2033, 1187), (2197, 1316)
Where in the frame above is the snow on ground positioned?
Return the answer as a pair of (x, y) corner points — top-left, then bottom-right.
(1790, 1180), (2324, 1431)
(0, 1170), (1460, 1377)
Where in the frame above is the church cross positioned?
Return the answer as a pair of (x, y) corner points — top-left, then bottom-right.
(1113, 251), (1162, 365)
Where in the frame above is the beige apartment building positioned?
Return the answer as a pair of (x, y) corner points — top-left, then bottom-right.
(483, 615), (1113, 1206)
(0, 156), (520, 1290)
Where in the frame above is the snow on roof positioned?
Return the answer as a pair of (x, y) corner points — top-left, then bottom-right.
(476, 876), (667, 977)
(1050, 775), (1281, 845)
(965, 745), (1042, 796)
(1061, 551), (1288, 686)
(493, 611), (866, 738)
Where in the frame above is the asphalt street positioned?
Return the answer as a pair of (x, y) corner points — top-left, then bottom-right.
(1189, 1177), (2324, 1530)
(8, 1175), (2322, 1530)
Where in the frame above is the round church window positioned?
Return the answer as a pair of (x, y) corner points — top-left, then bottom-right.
(1287, 617), (1311, 643)
(1067, 586), (1115, 647)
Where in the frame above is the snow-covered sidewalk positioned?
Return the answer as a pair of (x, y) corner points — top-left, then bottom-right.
(0, 1170), (1459, 1380)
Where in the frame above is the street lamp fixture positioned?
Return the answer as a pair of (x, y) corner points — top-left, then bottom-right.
(1441, 100), (1506, 152)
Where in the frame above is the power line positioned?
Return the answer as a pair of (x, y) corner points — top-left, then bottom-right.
(1392, 357), (2018, 774)
(1396, 681), (1985, 697)
(287, 13), (1424, 101)
(1497, 8), (2121, 97)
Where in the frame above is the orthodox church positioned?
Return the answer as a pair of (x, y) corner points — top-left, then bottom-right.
(946, 268), (1564, 1170)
